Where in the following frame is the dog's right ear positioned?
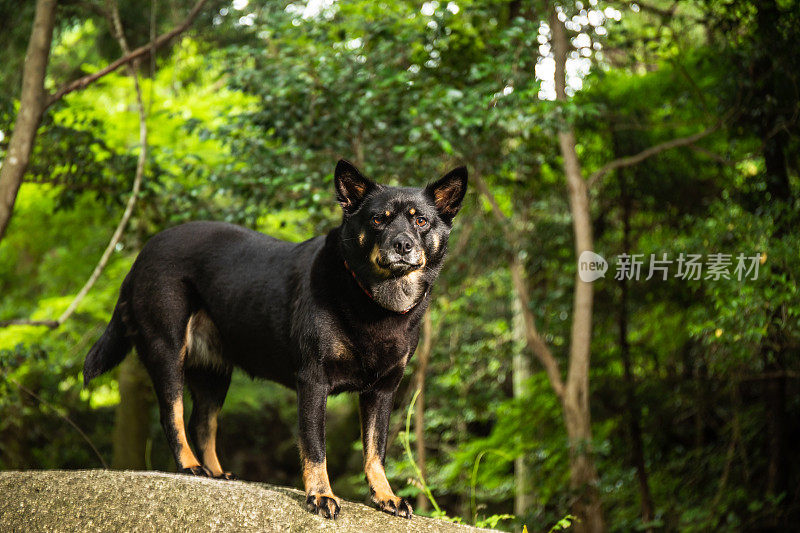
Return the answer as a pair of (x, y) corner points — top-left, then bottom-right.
(335, 159), (375, 214)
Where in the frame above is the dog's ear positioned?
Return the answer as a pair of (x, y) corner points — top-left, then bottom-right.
(425, 166), (468, 224)
(335, 159), (375, 214)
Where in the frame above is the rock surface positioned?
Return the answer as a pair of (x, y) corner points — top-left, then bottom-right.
(0, 470), (493, 532)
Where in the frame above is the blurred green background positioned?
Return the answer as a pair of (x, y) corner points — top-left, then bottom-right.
(1, 0), (798, 531)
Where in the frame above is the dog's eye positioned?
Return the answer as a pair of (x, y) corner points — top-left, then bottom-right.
(415, 216), (428, 228)
(372, 215), (384, 226)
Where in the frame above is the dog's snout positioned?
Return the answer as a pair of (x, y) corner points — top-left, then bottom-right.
(392, 234), (414, 256)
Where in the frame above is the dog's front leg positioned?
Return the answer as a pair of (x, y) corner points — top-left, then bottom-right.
(359, 386), (413, 519)
(297, 377), (340, 519)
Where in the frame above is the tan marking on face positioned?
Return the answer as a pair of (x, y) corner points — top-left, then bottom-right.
(402, 250), (426, 283)
(384, 210), (391, 217)
(370, 244), (392, 276)
(409, 208), (415, 216)
(404, 269), (424, 285)
(358, 231), (366, 246)
(431, 232), (440, 252)
(172, 398), (201, 468)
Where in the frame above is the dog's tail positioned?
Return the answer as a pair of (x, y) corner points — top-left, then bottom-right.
(83, 279), (134, 386)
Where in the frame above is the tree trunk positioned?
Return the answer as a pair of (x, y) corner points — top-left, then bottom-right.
(414, 311), (433, 512)
(0, 0), (208, 248)
(512, 297), (532, 519)
(112, 356), (154, 469)
(551, 10), (605, 533)
(0, 0), (57, 241)
(476, 166), (602, 528)
(752, 3), (790, 507)
(755, 0), (791, 208)
(765, 373), (787, 497)
(618, 172), (655, 529)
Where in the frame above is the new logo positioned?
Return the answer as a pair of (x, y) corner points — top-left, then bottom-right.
(578, 251), (608, 282)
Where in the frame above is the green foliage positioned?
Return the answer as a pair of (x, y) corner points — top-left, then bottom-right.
(400, 389), (443, 515)
(547, 514), (578, 533)
(1, 0), (799, 531)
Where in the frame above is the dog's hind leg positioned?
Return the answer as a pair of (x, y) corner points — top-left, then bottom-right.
(136, 331), (206, 476)
(187, 366), (234, 479)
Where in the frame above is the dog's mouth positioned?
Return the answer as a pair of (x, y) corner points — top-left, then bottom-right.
(370, 245), (426, 276)
(377, 258), (424, 274)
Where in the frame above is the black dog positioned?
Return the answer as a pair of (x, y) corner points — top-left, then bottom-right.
(83, 160), (467, 519)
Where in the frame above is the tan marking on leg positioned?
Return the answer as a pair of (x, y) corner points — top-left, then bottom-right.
(331, 340), (351, 360)
(302, 457), (335, 497)
(179, 314), (195, 363)
(363, 410), (412, 517)
(301, 450), (340, 519)
(200, 408), (223, 476)
(363, 415), (396, 503)
(185, 310), (230, 373)
(173, 398), (201, 468)
(366, 456), (395, 502)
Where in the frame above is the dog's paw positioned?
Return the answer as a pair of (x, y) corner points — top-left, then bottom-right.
(180, 465), (212, 477)
(214, 471), (238, 480)
(373, 493), (413, 519)
(306, 493), (341, 519)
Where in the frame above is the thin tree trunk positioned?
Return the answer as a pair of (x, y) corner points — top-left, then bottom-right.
(693, 358), (708, 451)
(475, 173), (572, 522)
(765, 373), (787, 497)
(618, 171), (654, 529)
(107, 0), (154, 472)
(551, 10), (605, 532)
(414, 311), (433, 511)
(755, 0), (791, 209)
(512, 296), (532, 519)
(0, 0), (57, 241)
(0, 0), (207, 249)
(112, 356), (154, 469)
(474, 174), (565, 399)
(753, 2), (790, 506)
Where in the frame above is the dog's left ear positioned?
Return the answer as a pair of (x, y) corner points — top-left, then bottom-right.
(335, 159), (376, 214)
(425, 166), (468, 224)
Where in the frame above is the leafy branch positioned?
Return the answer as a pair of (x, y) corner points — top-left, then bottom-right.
(46, 0), (208, 107)
(400, 388), (442, 514)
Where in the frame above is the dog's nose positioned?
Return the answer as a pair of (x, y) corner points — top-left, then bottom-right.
(392, 235), (414, 256)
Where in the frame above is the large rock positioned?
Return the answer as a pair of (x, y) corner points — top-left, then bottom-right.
(0, 470), (492, 532)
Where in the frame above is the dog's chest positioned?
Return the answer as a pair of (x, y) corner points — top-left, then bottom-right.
(324, 329), (414, 392)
